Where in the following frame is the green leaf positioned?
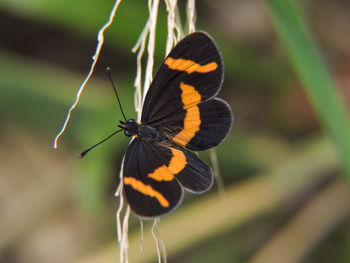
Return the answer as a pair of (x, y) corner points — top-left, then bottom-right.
(265, 0), (350, 178)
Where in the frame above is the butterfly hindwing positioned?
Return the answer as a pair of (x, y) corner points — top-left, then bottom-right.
(187, 98), (232, 150)
(122, 138), (212, 217)
(153, 97), (232, 151)
(173, 146), (213, 193)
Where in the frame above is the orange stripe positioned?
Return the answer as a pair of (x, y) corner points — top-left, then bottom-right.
(123, 177), (169, 207)
(172, 83), (201, 146)
(165, 57), (217, 74)
(148, 148), (187, 181)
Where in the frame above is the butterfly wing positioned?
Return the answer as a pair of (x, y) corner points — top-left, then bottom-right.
(141, 32), (232, 151)
(159, 97), (232, 150)
(123, 138), (212, 217)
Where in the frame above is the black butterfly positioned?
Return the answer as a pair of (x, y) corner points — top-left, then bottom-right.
(81, 32), (233, 218)
(120, 32), (232, 217)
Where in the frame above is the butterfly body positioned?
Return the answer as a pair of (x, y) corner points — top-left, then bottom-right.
(119, 119), (166, 143)
(119, 32), (233, 218)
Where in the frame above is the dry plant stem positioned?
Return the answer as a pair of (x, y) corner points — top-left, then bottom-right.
(53, 0), (122, 149)
(187, 0), (196, 33)
(120, 205), (131, 263)
(78, 138), (340, 263)
(165, 0), (177, 55)
(132, 19), (150, 121)
(248, 177), (350, 263)
(156, 218), (168, 263)
(210, 148), (229, 217)
(152, 218), (162, 263)
(142, 0), (160, 103)
(139, 217), (144, 252)
(116, 158), (131, 263)
(152, 217), (167, 263)
(165, 0), (181, 56)
(159, 231), (168, 263)
(115, 161), (125, 242)
(174, 5), (184, 37)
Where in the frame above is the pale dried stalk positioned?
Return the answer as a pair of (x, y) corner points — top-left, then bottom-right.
(53, 0), (122, 149)
(152, 218), (161, 263)
(132, 19), (150, 121)
(187, 0), (196, 33)
(139, 217), (144, 252)
(142, 0), (160, 102)
(175, 5), (184, 38)
(152, 217), (167, 263)
(115, 159), (125, 242)
(158, 225), (168, 263)
(210, 148), (229, 218)
(165, 0), (179, 56)
(120, 205), (131, 263)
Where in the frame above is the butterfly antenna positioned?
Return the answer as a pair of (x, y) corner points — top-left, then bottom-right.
(79, 128), (123, 159)
(106, 67), (127, 121)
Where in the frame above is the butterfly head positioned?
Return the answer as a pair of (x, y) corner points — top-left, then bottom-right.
(119, 119), (138, 137)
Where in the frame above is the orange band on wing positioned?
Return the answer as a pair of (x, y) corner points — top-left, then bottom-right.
(148, 148), (187, 181)
(123, 177), (169, 207)
(165, 57), (217, 74)
(172, 83), (201, 146)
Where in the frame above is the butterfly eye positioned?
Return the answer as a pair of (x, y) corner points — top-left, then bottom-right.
(127, 119), (135, 123)
(124, 130), (133, 137)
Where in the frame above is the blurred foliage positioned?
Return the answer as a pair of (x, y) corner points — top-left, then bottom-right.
(1, 0), (350, 263)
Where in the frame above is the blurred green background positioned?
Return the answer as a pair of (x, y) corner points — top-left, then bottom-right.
(1, 0), (350, 262)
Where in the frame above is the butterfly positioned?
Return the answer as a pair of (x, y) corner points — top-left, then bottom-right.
(118, 32), (233, 218)
(81, 32), (233, 218)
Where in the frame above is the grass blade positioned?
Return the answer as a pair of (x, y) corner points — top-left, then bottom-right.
(265, 0), (350, 177)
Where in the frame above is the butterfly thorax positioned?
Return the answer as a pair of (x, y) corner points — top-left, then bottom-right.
(138, 125), (166, 142)
(119, 119), (165, 143)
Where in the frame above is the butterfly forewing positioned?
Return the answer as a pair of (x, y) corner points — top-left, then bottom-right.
(141, 32), (224, 124)
(123, 138), (184, 217)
